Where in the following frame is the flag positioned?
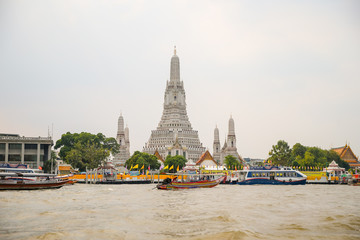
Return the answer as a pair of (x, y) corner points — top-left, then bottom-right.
(38, 166), (42, 170)
(133, 164), (139, 169)
(148, 165), (150, 171)
(141, 165), (144, 170)
(169, 165), (174, 170)
(164, 165), (168, 170)
(160, 165), (164, 170)
(130, 165), (133, 170)
(235, 166), (237, 171)
(176, 165), (179, 172)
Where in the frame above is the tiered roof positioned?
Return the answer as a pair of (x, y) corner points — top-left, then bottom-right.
(196, 150), (217, 165)
(331, 145), (360, 168)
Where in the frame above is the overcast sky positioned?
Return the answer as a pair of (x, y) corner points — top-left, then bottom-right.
(1, 0), (359, 159)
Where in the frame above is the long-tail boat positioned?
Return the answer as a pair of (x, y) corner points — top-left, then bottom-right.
(0, 170), (70, 190)
(156, 173), (226, 190)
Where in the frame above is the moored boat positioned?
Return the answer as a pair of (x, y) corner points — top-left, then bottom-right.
(232, 166), (307, 185)
(0, 177), (70, 190)
(348, 174), (360, 186)
(156, 173), (226, 190)
(0, 168), (70, 190)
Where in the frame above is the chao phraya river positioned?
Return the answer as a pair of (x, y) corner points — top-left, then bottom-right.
(1, 184), (359, 240)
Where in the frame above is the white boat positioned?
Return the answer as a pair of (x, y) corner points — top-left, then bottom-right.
(0, 167), (69, 190)
(231, 166), (307, 185)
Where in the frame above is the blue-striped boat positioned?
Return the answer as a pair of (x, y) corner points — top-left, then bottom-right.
(232, 166), (307, 185)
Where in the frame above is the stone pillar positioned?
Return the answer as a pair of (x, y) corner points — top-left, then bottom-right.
(5, 142), (9, 163)
(47, 145), (51, 160)
(37, 143), (40, 168)
(21, 143), (25, 164)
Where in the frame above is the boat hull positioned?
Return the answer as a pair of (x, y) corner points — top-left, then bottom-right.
(0, 180), (70, 190)
(157, 176), (225, 190)
(236, 178), (306, 185)
(95, 180), (151, 184)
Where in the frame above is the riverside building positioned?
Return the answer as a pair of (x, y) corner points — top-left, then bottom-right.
(143, 48), (205, 161)
(0, 133), (53, 169)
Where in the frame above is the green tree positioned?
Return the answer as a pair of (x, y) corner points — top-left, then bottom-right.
(224, 155), (241, 170)
(55, 132), (119, 171)
(297, 151), (315, 167)
(163, 155), (187, 173)
(290, 144), (351, 170)
(43, 150), (57, 173)
(125, 151), (161, 170)
(268, 140), (292, 166)
(326, 150), (350, 170)
(291, 143), (307, 160)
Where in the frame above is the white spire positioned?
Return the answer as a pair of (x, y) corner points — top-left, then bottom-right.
(228, 115), (235, 136)
(117, 114), (124, 133)
(214, 125), (220, 142)
(170, 46), (180, 82)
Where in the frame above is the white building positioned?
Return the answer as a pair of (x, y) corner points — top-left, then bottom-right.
(0, 133), (53, 169)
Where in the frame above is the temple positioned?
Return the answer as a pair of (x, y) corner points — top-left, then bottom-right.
(213, 116), (244, 164)
(113, 114), (130, 166)
(332, 145), (360, 168)
(143, 47), (205, 161)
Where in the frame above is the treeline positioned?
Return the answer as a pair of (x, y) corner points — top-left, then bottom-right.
(54, 132), (119, 171)
(268, 140), (350, 170)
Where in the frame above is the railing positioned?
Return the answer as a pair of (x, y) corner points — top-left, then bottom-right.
(0, 136), (52, 141)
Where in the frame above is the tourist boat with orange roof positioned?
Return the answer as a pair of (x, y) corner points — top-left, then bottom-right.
(156, 173), (226, 190)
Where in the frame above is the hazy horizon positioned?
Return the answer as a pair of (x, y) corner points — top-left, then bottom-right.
(1, 0), (359, 159)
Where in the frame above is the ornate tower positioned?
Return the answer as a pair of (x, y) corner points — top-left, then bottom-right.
(116, 114), (125, 146)
(125, 125), (130, 159)
(143, 47), (205, 161)
(220, 116), (243, 164)
(227, 116), (236, 149)
(113, 114), (130, 166)
(213, 125), (221, 162)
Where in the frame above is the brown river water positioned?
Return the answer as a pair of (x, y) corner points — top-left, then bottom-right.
(1, 184), (359, 240)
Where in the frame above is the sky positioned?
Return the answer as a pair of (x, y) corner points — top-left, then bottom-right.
(0, 0), (359, 160)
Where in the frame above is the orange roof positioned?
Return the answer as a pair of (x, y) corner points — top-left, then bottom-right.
(331, 145), (359, 165)
(196, 150), (217, 165)
(331, 146), (346, 156)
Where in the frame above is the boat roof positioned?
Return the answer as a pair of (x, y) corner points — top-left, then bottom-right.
(0, 172), (57, 177)
(0, 168), (36, 172)
(166, 173), (225, 176)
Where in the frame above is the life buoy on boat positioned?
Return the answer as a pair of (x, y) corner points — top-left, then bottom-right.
(289, 179), (292, 182)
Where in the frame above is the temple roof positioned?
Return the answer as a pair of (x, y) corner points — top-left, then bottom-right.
(196, 150), (217, 165)
(154, 149), (164, 163)
(331, 145), (359, 167)
(331, 145), (358, 160)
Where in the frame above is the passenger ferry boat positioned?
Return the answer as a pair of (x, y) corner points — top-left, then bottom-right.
(232, 166), (307, 185)
(0, 166), (69, 190)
